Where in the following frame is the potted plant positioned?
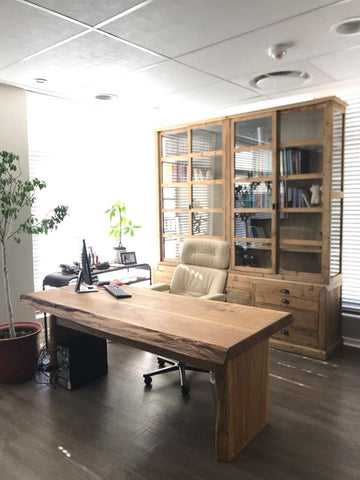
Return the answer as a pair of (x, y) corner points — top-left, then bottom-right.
(105, 200), (141, 263)
(0, 151), (68, 383)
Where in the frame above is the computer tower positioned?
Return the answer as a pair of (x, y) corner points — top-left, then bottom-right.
(56, 333), (108, 390)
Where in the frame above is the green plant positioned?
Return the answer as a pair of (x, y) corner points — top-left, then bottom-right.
(105, 200), (141, 248)
(0, 151), (68, 338)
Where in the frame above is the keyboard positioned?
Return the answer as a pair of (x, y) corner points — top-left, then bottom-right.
(104, 285), (132, 298)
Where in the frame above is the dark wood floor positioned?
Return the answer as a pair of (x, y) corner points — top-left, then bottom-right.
(1, 343), (359, 480)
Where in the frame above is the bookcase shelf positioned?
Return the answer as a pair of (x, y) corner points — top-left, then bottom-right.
(155, 96), (346, 360)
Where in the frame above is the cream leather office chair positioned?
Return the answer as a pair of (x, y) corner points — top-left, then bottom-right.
(143, 238), (230, 395)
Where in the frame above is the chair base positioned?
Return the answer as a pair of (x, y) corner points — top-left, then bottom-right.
(143, 357), (208, 396)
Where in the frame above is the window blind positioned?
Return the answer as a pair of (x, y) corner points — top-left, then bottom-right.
(342, 92), (360, 311)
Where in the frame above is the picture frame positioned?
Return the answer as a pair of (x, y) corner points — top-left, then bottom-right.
(120, 251), (137, 265)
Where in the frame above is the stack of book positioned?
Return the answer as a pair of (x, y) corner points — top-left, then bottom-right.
(280, 148), (309, 175)
(280, 186), (311, 207)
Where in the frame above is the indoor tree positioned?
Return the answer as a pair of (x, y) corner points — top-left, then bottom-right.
(105, 200), (141, 248)
(0, 151), (68, 338)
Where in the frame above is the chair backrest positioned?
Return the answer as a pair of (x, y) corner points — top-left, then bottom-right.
(170, 239), (230, 297)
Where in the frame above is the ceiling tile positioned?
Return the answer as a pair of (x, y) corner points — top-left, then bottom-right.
(177, 0), (360, 79)
(0, 31), (163, 94)
(29, 0), (144, 26)
(309, 46), (360, 80)
(103, 0), (336, 58)
(231, 61), (334, 94)
(130, 61), (219, 95)
(0, 0), (85, 69)
(163, 81), (259, 109)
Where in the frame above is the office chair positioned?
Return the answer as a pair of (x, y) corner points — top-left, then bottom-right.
(143, 238), (230, 395)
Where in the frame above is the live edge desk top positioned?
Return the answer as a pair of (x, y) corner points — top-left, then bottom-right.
(20, 285), (292, 461)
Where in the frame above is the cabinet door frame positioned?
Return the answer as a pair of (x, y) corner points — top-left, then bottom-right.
(158, 120), (226, 263)
(230, 112), (276, 274)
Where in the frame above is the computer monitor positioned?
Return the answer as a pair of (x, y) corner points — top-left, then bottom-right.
(81, 239), (93, 285)
(75, 239), (98, 293)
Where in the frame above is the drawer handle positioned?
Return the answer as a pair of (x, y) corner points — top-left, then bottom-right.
(281, 298), (289, 304)
(280, 288), (289, 294)
(280, 329), (289, 336)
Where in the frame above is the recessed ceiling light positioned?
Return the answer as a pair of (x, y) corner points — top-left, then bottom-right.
(250, 71), (311, 93)
(34, 77), (48, 84)
(95, 94), (118, 101)
(332, 17), (360, 36)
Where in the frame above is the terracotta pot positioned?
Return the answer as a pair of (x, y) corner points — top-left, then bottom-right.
(0, 322), (42, 384)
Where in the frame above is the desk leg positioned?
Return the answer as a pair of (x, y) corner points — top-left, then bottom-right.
(214, 339), (269, 462)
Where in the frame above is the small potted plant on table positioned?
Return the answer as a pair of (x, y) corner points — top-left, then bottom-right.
(105, 200), (141, 263)
(0, 151), (68, 384)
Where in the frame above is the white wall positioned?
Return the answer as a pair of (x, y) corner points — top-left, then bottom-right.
(26, 93), (158, 289)
(0, 84), (35, 324)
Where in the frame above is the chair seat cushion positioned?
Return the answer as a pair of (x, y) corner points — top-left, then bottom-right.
(170, 264), (227, 297)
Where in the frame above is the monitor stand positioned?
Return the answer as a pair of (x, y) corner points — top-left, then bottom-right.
(77, 284), (98, 293)
(74, 270), (98, 293)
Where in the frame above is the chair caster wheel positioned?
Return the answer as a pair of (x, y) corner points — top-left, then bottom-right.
(157, 358), (165, 367)
(181, 386), (190, 396)
(144, 375), (152, 386)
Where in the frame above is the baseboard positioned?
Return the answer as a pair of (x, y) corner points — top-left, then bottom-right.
(343, 336), (360, 349)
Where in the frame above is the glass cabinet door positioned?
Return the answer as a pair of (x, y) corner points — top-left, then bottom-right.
(278, 107), (324, 275)
(160, 124), (224, 260)
(190, 124), (223, 238)
(232, 116), (274, 271)
(160, 130), (189, 260)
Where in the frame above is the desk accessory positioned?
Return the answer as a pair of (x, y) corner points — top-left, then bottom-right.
(95, 261), (110, 270)
(104, 285), (132, 298)
(120, 251), (137, 265)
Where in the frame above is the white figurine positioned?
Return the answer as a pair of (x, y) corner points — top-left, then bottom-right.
(310, 184), (321, 205)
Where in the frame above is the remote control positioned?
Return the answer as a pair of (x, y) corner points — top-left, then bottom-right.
(104, 284), (132, 298)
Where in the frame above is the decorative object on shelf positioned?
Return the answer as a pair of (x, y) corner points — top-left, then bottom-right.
(310, 184), (321, 205)
(0, 150), (68, 384)
(120, 251), (137, 265)
(105, 200), (141, 263)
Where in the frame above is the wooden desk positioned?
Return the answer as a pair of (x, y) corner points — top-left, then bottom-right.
(20, 285), (292, 462)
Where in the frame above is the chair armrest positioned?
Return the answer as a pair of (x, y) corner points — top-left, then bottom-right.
(200, 293), (227, 302)
(149, 283), (170, 292)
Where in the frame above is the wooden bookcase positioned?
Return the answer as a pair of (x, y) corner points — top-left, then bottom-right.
(154, 97), (346, 360)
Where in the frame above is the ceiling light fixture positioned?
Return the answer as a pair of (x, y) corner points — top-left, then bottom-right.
(250, 70), (311, 93)
(332, 17), (360, 36)
(95, 94), (118, 101)
(267, 43), (288, 60)
(34, 77), (48, 84)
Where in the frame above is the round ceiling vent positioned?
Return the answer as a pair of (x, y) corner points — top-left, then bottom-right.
(332, 17), (360, 36)
(95, 94), (118, 101)
(250, 70), (311, 93)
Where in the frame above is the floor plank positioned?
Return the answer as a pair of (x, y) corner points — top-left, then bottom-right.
(0, 344), (359, 480)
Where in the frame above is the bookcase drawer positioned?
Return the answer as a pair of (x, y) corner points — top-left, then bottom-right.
(255, 302), (319, 347)
(255, 282), (319, 311)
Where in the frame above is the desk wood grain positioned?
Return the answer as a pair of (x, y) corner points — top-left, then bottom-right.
(20, 285), (291, 369)
(20, 285), (292, 461)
